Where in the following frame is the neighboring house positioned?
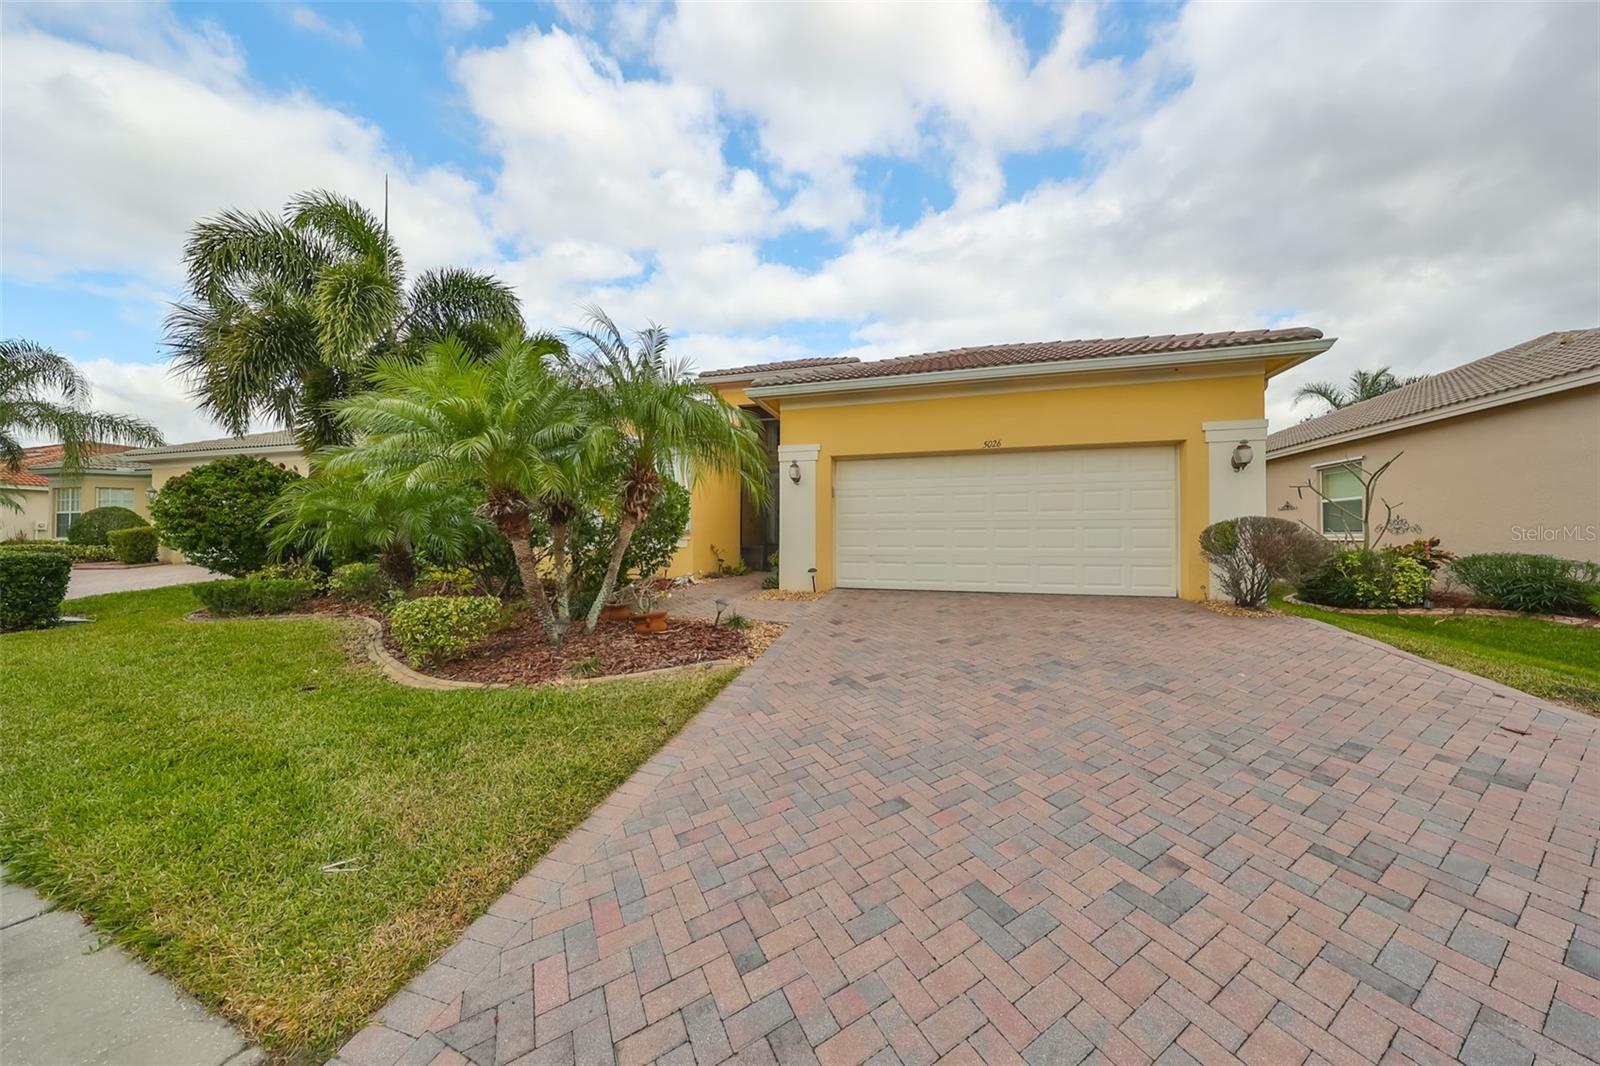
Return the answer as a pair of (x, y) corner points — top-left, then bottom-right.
(32, 430), (308, 560)
(1266, 328), (1600, 559)
(2, 444), (135, 540)
(682, 328), (1336, 600)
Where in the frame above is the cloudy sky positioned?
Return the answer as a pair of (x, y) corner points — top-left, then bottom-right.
(3, 1), (1597, 442)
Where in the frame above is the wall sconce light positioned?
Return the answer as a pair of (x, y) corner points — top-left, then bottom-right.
(788, 460), (801, 484)
(1230, 441), (1254, 471)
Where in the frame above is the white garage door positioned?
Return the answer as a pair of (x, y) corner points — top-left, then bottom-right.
(834, 446), (1178, 596)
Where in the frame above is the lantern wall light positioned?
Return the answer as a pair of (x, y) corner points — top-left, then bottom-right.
(788, 460), (802, 484)
(1230, 441), (1254, 471)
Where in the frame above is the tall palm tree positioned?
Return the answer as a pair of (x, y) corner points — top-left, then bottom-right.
(167, 190), (523, 452)
(566, 307), (769, 632)
(330, 335), (599, 644)
(1, 340), (163, 512)
(1293, 367), (1426, 414)
(268, 449), (497, 590)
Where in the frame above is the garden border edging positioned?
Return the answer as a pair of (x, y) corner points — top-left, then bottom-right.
(183, 610), (748, 690)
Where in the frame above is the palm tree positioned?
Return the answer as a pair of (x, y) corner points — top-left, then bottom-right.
(566, 307), (769, 632)
(1293, 367), (1426, 413)
(1, 340), (163, 512)
(167, 190), (523, 452)
(268, 450), (497, 590)
(330, 335), (599, 644)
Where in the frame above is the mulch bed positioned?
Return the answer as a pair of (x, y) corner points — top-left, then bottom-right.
(421, 610), (751, 685)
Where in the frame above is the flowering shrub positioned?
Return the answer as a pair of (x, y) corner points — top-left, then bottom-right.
(389, 595), (502, 667)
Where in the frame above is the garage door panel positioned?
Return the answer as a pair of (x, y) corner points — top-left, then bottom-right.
(835, 446), (1177, 596)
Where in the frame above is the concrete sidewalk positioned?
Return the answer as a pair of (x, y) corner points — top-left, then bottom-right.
(1, 876), (259, 1066)
(66, 562), (219, 600)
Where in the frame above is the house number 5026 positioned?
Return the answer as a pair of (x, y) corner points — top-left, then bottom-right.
(983, 439), (1002, 448)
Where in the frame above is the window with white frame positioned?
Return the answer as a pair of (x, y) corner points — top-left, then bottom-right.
(1319, 464), (1364, 535)
(97, 487), (136, 510)
(54, 487), (81, 537)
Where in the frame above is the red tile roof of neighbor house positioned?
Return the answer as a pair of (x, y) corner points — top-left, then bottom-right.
(0, 444), (132, 487)
(699, 356), (861, 379)
(747, 326), (1327, 387)
(1267, 327), (1600, 454)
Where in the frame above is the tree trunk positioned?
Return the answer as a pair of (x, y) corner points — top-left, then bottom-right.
(550, 517), (571, 625)
(584, 512), (640, 632)
(501, 521), (562, 647)
(378, 541), (416, 590)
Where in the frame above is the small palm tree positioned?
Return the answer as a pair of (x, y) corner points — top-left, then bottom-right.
(1, 340), (163, 512)
(1293, 367), (1425, 413)
(268, 450), (497, 590)
(168, 190), (523, 452)
(331, 335), (599, 643)
(566, 307), (769, 632)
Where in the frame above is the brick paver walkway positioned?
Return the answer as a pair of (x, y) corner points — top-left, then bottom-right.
(337, 591), (1600, 1066)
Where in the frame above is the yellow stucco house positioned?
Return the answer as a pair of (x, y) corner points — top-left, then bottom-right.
(676, 327), (1335, 601)
(32, 430), (308, 559)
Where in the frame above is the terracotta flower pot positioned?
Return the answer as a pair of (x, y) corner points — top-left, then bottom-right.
(600, 602), (632, 621)
(631, 610), (668, 634)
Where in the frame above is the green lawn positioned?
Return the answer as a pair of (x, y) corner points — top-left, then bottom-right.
(1275, 597), (1600, 713)
(0, 586), (735, 1057)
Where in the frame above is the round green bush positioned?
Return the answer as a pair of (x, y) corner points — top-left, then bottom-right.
(1296, 549), (1429, 608)
(330, 562), (390, 605)
(107, 526), (158, 564)
(150, 456), (303, 576)
(389, 595), (502, 667)
(66, 506), (148, 546)
(0, 548), (73, 630)
(1448, 553), (1600, 614)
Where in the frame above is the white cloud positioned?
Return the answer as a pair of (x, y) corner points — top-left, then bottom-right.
(1, 5), (495, 287)
(70, 359), (230, 443)
(437, 0), (488, 34)
(454, 25), (777, 253)
(288, 5), (363, 48)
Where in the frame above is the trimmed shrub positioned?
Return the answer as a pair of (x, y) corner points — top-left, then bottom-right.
(0, 548), (73, 630)
(1448, 553), (1600, 614)
(1199, 516), (1333, 608)
(251, 561), (328, 591)
(107, 526), (158, 564)
(1297, 549), (1430, 608)
(66, 506), (148, 546)
(150, 456), (303, 576)
(330, 562), (389, 605)
(389, 595), (502, 667)
(194, 577), (316, 617)
(2, 541), (115, 563)
(414, 565), (478, 597)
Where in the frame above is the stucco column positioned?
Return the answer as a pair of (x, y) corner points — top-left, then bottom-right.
(777, 444), (820, 592)
(1201, 419), (1270, 600)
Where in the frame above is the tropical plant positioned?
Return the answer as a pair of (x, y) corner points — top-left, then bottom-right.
(1392, 537), (1455, 573)
(269, 452), (495, 590)
(150, 455), (303, 576)
(1293, 367), (1426, 414)
(1448, 553), (1600, 614)
(1, 340), (162, 513)
(331, 336), (600, 644)
(166, 191), (523, 451)
(566, 308), (768, 631)
(1296, 549), (1430, 608)
(65, 505), (147, 546)
(561, 478), (690, 616)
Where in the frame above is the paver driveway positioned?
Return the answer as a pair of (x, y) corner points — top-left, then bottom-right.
(338, 591), (1600, 1066)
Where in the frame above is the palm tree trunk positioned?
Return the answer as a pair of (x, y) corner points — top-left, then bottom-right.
(550, 518), (571, 624)
(503, 523), (562, 646)
(584, 513), (640, 632)
(379, 541), (416, 590)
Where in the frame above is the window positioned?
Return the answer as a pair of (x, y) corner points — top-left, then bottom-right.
(97, 487), (136, 510)
(1320, 464), (1364, 535)
(54, 487), (81, 538)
